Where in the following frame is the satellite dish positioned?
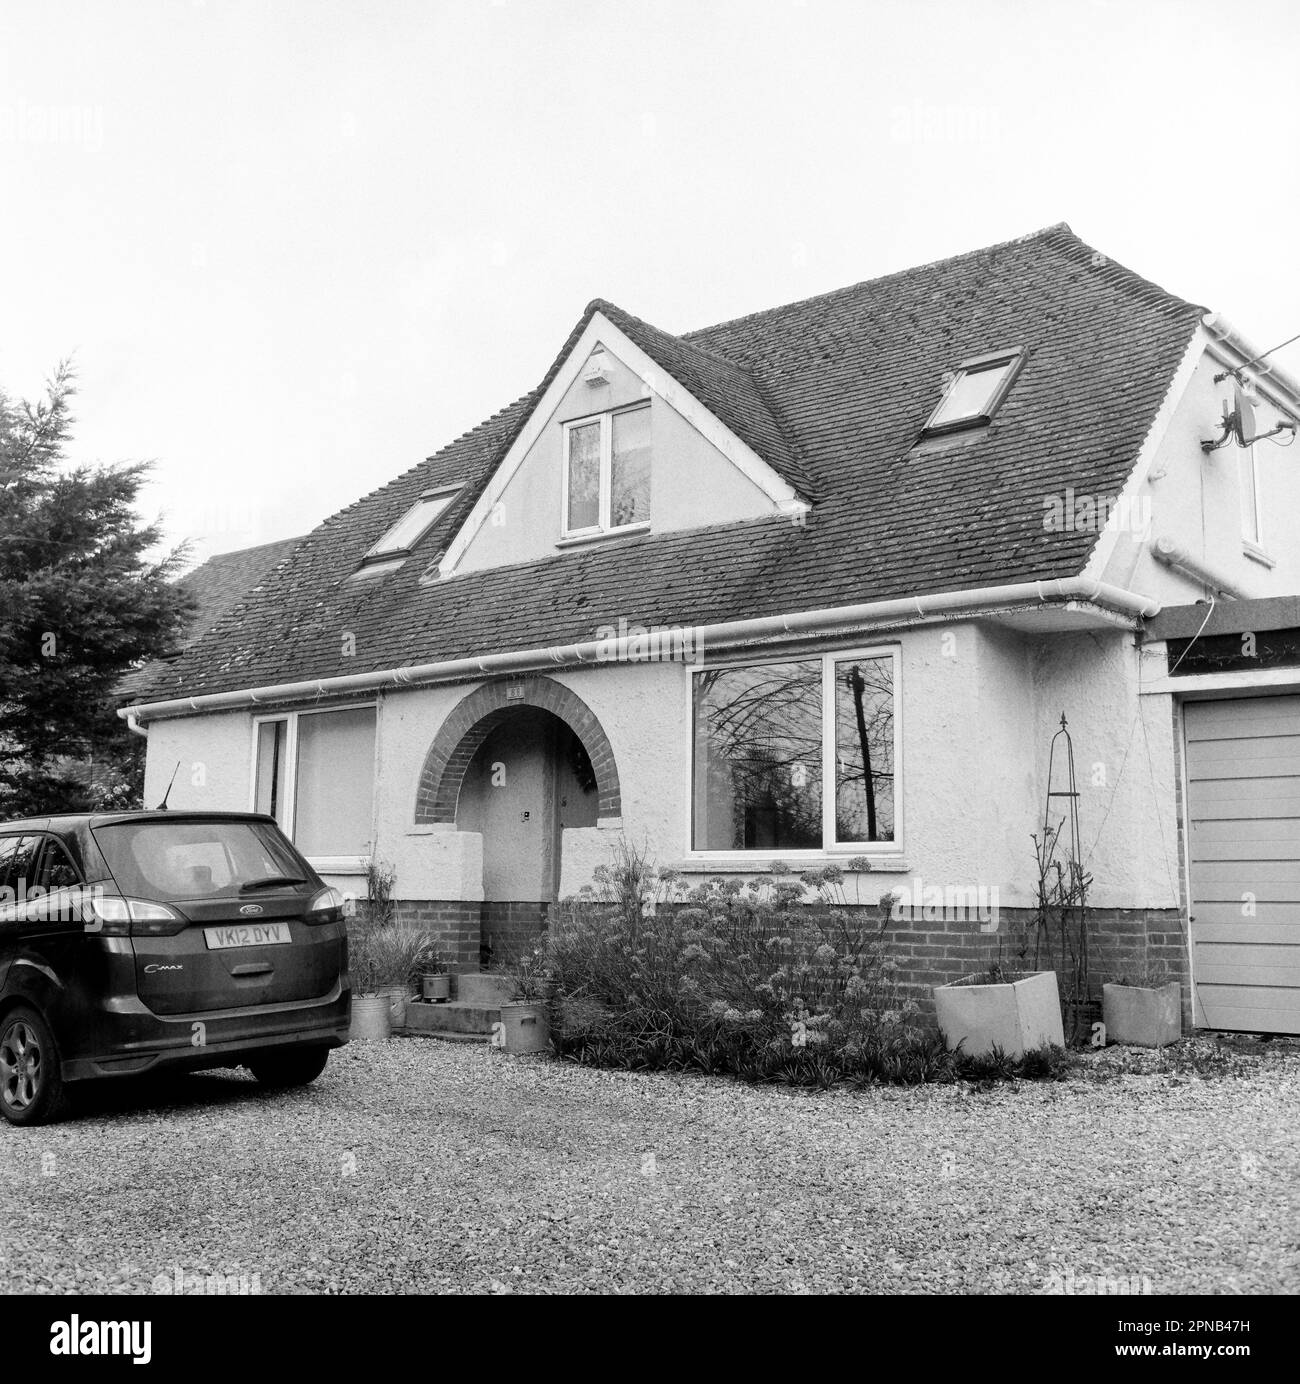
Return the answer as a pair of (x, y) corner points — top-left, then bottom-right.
(1232, 381), (1256, 447)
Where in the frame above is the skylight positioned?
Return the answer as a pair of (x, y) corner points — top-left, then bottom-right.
(924, 350), (1023, 434)
(364, 488), (459, 561)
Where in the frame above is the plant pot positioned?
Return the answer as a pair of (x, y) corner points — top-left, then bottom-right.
(378, 985), (410, 1028)
(933, 970), (1064, 1058)
(350, 993), (392, 1042)
(422, 974), (452, 1003)
(1103, 981), (1181, 1048)
(498, 1001), (549, 1054)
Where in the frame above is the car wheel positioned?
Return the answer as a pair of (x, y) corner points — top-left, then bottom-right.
(0, 1007), (67, 1127)
(247, 1046), (330, 1088)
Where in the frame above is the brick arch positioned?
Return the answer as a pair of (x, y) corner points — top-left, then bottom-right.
(414, 676), (621, 825)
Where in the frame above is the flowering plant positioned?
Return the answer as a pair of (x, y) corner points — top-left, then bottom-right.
(491, 932), (551, 1002)
(544, 841), (928, 1082)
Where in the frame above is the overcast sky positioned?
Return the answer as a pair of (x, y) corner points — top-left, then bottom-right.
(3, 0), (1297, 567)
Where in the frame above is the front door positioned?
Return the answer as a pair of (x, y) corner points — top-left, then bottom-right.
(459, 709), (560, 902)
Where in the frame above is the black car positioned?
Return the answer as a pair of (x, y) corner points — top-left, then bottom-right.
(0, 810), (350, 1125)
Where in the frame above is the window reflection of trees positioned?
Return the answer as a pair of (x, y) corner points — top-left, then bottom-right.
(695, 655), (894, 851)
(566, 423), (600, 530)
(835, 658), (894, 843)
(695, 662), (821, 850)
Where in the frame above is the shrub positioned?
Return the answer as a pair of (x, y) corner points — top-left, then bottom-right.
(350, 920), (436, 995)
(1110, 962), (1173, 989)
(488, 931), (550, 1001)
(544, 842), (954, 1086)
(954, 1042), (1075, 1086)
(362, 858), (397, 929)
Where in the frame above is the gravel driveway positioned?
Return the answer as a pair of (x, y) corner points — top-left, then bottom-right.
(2, 1037), (1297, 1294)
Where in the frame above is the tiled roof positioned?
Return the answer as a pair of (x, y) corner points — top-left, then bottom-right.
(592, 298), (817, 500)
(115, 536), (304, 700)
(128, 224), (1204, 705)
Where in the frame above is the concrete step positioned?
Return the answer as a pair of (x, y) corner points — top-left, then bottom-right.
(401, 1027), (489, 1044)
(405, 999), (500, 1036)
(456, 972), (518, 1006)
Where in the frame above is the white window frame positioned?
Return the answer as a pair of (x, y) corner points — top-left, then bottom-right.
(1240, 441), (1265, 552)
(560, 402), (651, 539)
(249, 702), (378, 871)
(685, 644), (903, 862)
(923, 348), (1023, 436)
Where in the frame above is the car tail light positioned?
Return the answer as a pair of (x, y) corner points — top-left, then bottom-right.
(84, 896), (188, 937)
(305, 887), (344, 926)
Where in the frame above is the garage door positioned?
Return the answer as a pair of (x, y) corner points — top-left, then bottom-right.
(1185, 695), (1300, 1034)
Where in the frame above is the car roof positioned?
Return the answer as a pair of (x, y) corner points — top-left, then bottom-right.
(0, 810), (279, 834)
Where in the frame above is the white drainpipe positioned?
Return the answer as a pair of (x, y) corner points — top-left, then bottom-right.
(1202, 312), (1300, 414)
(117, 575), (1160, 726)
(1151, 537), (1249, 600)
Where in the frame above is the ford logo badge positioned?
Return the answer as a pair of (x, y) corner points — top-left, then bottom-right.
(239, 904), (264, 916)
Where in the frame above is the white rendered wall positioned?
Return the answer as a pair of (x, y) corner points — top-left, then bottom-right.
(141, 622), (1180, 913)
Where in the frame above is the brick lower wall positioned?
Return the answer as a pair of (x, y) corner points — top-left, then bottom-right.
(390, 900), (483, 972)
(389, 897), (1195, 1035)
(884, 905), (1192, 1031)
(480, 901), (549, 970)
(552, 898), (1193, 1037)
(390, 899), (551, 972)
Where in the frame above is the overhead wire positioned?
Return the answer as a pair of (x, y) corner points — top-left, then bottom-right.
(1166, 593), (1217, 677)
(1215, 328), (1300, 381)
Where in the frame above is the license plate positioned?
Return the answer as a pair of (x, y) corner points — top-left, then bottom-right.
(203, 922), (292, 950)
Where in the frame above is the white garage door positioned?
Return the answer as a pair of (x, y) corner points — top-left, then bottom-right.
(1185, 694), (1300, 1034)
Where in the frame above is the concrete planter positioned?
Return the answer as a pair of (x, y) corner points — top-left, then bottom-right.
(933, 970), (1065, 1058)
(350, 994), (392, 1042)
(500, 1002), (550, 1054)
(1103, 982), (1182, 1048)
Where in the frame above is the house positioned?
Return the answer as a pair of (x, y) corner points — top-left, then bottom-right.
(117, 225), (1300, 1034)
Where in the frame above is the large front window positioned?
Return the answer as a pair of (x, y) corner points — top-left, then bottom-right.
(253, 705), (377, 859)
(563, 404), (651, 536)
(692, 649), (898, 853)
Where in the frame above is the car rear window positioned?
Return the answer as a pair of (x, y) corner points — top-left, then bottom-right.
(92, 819), (309, 901)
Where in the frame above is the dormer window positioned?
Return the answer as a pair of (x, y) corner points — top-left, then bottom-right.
(361, 486), (460, 566)
(562, 403), (650, 537)
(924, 349), (1023, 435)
